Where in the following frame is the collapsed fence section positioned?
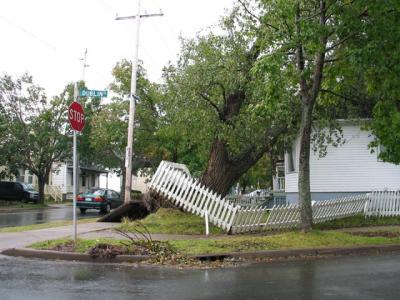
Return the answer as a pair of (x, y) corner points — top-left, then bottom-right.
(149, 161), (238, 232)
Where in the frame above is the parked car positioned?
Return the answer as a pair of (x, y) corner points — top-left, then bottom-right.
(0, 181), (39, 203)
(76, 188), (122, 214)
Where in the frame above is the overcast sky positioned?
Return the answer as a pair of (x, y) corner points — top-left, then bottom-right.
(1, 0), (236, 99)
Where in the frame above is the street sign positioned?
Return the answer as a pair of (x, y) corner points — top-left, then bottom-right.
(68, 102), (85, 132)
(79, 89), (108, 98)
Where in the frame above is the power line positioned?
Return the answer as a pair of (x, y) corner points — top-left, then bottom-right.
(0, 14), (108, 94)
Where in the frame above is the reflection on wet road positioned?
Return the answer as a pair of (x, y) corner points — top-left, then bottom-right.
(0, 253), (400, 299)
(0, 206), (98, 228)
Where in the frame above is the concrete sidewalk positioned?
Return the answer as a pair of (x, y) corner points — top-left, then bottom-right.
(0, 222), (213, 252)
(0, 222), (119, 251)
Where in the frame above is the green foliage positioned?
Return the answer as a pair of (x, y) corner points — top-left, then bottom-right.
(0, 73), (69, 202)
(90, 60), (162, 175)
(360, 2), (400, 163)
(238, 155), (272, 192)
(159, 6), (296, 177)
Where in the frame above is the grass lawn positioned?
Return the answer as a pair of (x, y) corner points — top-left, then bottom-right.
(28, 210), (400, 256)
(0, 217), (98, 233)
(171, 229), (400, 255)
(314, 214), (400, 230)
(118, 208), (223, 235)
(29, 229), (400, 255)
(30, 238), (121, 253)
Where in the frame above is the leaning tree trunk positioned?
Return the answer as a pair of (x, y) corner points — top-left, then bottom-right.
(200, 140), (240, 196)
(298, 104), (314, 232)
(200, 139), (268, 197)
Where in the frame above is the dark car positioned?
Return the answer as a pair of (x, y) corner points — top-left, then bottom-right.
(0, 181), (39, 203)
(76, 188), (122, 214)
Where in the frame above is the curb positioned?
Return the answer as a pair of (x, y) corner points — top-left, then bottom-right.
(2, 244), (400, 263)
(194, 244), (400, 261)
(1, 248), (148, 263)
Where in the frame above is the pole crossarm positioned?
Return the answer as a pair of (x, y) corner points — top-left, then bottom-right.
(115, 13), (164, 21)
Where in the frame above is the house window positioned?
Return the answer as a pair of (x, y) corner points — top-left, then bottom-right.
(27, 171), (33, 184)
(70, 171), (74, 186)
(91, 175), (96, 187)
(287, 147), (296, 173)
(377, 144), (386, 162)
(82, 175), (86, 187)
(16, 170), (24, 182)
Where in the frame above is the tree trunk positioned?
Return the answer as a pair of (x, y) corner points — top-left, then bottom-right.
(37, 176), (46, 204)
(201, 139), (265, 197)
(201, 140), (236, 196)
(120, 163), (126, 203)
(295, 1), (327, 232)
(298, 104), (314, 231)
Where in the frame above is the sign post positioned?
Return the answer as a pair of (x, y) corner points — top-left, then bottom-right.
(69, 85), (85, 244)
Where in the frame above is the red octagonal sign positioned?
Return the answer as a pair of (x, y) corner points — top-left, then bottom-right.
(68, 102), (85, 132)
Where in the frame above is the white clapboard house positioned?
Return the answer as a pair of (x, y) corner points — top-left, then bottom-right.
(283, 120), (400, 203)
(0, 162), (109, 201)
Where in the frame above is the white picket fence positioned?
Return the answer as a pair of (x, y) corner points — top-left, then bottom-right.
(150, 161), (383, 234)
(230, 195), (368, 233)
(313, 194), (369, 223)
(365, 191), (400, 217)
(149, 161), (238, 232)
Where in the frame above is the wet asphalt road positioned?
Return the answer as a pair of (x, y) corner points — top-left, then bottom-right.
(0, 253), (400, 299)
(0, 206), (98, 228)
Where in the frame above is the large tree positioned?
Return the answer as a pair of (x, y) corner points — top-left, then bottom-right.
(161, 8), (296, 196)
(252, 0), (388, 231)
(0, 74), (69, 202)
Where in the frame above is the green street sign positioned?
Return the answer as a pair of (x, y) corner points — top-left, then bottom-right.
(79, 89), (108, 98)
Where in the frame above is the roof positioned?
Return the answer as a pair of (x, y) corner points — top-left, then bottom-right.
(67, 165), (109, 174)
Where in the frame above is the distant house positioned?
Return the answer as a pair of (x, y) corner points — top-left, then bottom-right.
(132, 173), (149, 194)
(0, 162), (109, 201)
(282, 120), (400, 203)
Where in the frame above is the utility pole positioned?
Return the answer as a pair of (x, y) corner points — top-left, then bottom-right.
(72, 49), (89, 244)
(80, 48), (89, 81)
(116, 0), (163, 204)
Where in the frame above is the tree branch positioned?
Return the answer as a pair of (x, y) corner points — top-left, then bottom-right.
(325, 33), (356, 52)
(295, 2), (308, 100)
(320, 89), (353, 101)
(199, 92), (224, 119)
(310, 0), (328, 101)
(237, 0), (262, 24)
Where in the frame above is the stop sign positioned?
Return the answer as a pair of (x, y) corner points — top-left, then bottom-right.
(68, 102), (85, 132)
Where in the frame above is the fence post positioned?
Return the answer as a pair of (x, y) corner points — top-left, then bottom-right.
(204, 209), (209, 236)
